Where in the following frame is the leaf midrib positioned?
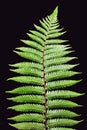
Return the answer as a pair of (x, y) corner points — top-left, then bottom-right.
(42, 19), (52, 130)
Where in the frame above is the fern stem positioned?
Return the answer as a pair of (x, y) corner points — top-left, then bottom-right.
(43, 32), (49, 130)
(43, 45), (47, 130)
(42, 19), (51, 130)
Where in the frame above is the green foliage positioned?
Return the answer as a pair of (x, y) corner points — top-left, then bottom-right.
(47, 119), (82, 127)
(9, 122), (44, 130)
(47, 109), (80, 118)
(8, 113), (44, 122)
(6, 86), (44, 95)
(8, 104), (44, 113)
(7, 6), (83, 130)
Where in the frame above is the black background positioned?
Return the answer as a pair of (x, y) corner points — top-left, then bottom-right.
(0, 0), (87, 130)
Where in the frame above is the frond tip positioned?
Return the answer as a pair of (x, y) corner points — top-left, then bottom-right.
(49, 6), (58, 21)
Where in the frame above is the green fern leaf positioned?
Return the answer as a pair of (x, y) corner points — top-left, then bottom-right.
(8, 104), (44, 113)
(8, 76), (43, 85)
(9, 62), (42, 70)
(47, 90), (83, 99)
(7, 95), (44, 104)
(6, 86), (44, 95)
(9, 122), (44, 130)
(8, 113), (44, 122)
(47, 119), (82, 127)
(47, 109), (80, 119)
(50, 128), (75, 130)
(7, 6), (83, 130)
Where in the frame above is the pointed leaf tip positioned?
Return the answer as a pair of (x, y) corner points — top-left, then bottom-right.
(54, 6), (58, 15)
(49, 6), (58, 20)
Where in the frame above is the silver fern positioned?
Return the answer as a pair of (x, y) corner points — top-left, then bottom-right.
(6, 6), (83, 130)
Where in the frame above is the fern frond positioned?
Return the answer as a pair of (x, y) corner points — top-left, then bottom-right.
(30, 30), (45, 40)
(45, 46), (72, 55)
(48, 28), (64, 34)
(9, 122), (44, 130)
(46, 64), (79, 73)
(47, 100), (81, 109)
(40, 20), (49, 30)
(9, 62), (42, 70)
(7, 95), (44, 104)
(7, 6), (83, 130)
(10, 67), (42, 77)
(47, 90), (83, 99)
(46, 71), (80, 81)
(6, 86), (44, 95)
(8, 113), (44, 123)
(47, 109), (80, 119)
(21, 40), (43, 51)
(27, 33), (44, 46)
(47, 80), (82, 90)
(8, 76), (43, 85)
(45, 51), (74, 60)
(45, 57), (77, 67)
(8, 104), (44, 113)
(34, 24), (47, 35)
(47, 31), (66, 39)
(15, 46), (42, 56)
(14, 50), (42, 63)
(47, 119), (82, 127)
(50, 128), (75, 130)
